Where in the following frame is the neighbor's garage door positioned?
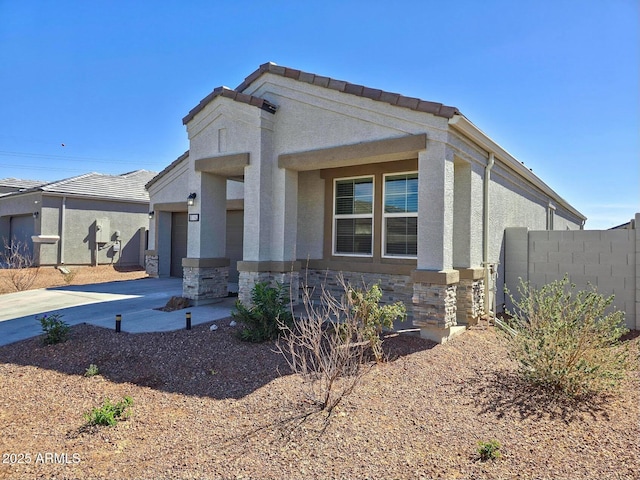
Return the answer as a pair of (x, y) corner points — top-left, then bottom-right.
(10, 215), (35, 259)
(170, 212), (188, 278)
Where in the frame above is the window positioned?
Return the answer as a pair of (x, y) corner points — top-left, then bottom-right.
(333, 177), (374, 255)
(383, 172), (417, 257)
(547, 203), (556, 230)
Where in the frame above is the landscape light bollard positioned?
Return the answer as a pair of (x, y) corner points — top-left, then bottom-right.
(115, 314), (121, 333)
(186, 312), (191, 330)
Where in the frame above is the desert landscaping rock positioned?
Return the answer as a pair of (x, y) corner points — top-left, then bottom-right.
(0, 266), (637, 479)
(0, 319), (637, 479)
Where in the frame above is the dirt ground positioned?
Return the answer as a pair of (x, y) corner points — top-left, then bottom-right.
(0, 265), (148, 294)
(0, 319), (637, 479)
(0, 265), (638, 479)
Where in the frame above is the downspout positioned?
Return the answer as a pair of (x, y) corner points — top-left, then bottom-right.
(59, 196), (66, 264)
(483, 153), (495, 318)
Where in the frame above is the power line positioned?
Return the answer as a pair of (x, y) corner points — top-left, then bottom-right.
(0, 150), (160, 166)
(0, 163), (96, 172)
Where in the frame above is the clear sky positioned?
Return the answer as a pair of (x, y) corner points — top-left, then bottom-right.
(0, 0), (637, 229)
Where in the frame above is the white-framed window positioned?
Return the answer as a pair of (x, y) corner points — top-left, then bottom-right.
(547, 203), (556, 230)
(383, 172), (418, 257)
(333, 176), (374, 256)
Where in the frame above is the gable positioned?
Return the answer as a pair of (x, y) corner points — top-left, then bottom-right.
(186, 95), (275, 165)
(239, 71), (450, 157)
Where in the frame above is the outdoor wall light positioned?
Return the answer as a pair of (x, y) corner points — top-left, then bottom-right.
(148, 211), (155, 219)
(187, 192), (197, 206)
(32, 211), (39, 219)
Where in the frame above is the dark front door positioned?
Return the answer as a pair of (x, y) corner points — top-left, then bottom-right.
(170, 212), (187, 278)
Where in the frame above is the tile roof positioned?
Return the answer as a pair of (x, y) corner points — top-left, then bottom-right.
(0, 178), (47, 190)
(182, 86), (278, 125)
(183, 63), (460, 127)
(145, 151), (189, 190)
(35, 170), (157, 203)
(236, 62), (461, 119)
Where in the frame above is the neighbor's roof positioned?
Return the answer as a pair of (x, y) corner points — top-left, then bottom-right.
(40, 170), (157, 202)
(0, 178), (47, 190)
(2, 170), (157, 203)
(145, 151), (189, 190)
(182, 62), (460, 126)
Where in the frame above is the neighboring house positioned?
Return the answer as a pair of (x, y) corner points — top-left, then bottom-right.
(145, 62), (585, 343)
(0, 178), (46, 195)
(610, 219), (636, 230)
(0, 170), (156, 267)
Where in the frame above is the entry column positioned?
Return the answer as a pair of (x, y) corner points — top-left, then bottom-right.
(183, 172), (229, 304)
(411, 143), (462, 343)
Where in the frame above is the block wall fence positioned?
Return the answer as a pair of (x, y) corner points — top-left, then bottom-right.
(505, 213), (639, 330)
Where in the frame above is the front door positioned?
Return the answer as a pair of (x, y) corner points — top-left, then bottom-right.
(170, 212), (188, 278)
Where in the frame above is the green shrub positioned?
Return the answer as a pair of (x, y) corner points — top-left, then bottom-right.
(232, 281), (293, 342)
(503, 276), (630, 397)
(84, 396), (133, 426)
(37, 313), (70, 345)
(84, 364), (99, 377)
(477, 439), (501, 461)
(347, 283), (406, 362)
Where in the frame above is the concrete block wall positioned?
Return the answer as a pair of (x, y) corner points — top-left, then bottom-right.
(505, 213), (639, 330)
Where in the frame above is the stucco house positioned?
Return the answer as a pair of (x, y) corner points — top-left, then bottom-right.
(145, 62), (585, 343)
(0, 170), (156, 267)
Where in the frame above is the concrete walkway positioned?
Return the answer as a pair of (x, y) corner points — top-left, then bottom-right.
(0, 278), (235, 347)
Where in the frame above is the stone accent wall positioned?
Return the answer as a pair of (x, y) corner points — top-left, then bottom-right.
(145, 254), (158, 278)
(301, 269), (414, 319)
(412, 283), (457, 328)
(456, 279), (484, 325)
(183, 265), (229, 303)
(238, 270), (300, 306)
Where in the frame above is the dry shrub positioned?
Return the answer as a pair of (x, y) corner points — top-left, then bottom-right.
(277, 274), (404, 413)
(0, 237), (40, 291)
(277, 276), (368, 413)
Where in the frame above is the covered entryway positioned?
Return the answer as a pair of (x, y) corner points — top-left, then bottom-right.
(226, 209), (244, 283)
(170, 212), (188, 278)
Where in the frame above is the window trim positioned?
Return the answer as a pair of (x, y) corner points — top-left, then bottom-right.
(547, 203), (556, 230)
(332, 175), (375, 257)
(382, 171), (418, 259)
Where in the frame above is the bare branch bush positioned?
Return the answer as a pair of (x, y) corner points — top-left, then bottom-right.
(276, 274), (372, 414)
(0, 237), (40, 291)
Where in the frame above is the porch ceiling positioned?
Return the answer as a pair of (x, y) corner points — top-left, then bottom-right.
(278, 133), (426, 171)
(195, 153), (250, 177)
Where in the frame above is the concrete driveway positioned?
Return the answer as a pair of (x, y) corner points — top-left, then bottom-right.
(0, 278), (235, 347)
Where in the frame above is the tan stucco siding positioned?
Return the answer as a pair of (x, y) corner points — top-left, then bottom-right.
(243, 74), (449, 158)
(296, 170), (324, 260)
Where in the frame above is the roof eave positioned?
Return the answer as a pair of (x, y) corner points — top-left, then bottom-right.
(145, 151), (190, 191)
(182, 86), (277, 125)
(41, 191), (150, 204)
(448, 114), (586, 222)
(236, 62), (460, 119)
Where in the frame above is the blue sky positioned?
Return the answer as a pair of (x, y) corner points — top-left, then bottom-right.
(0, 0), (637, 229)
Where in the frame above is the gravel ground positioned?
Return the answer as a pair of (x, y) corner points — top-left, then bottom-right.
(0, 313), (638, 480)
